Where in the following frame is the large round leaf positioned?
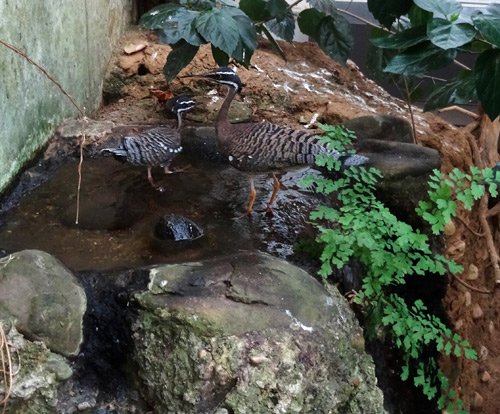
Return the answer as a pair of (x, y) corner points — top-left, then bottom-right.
(139, 4), (181, 29)
(265, 11), (295, 43)
(307, 0), (337, 16)
(414, 0), (462, 18)
(367, 0), (413, 28)
(472, 13), (500, 49)
(225, 7), (258, 50)
(157, 8), (203, 46)
(371, 26), (428, 49)
(195, 8), (240, 55)
(163, 41), (200, 82)
(474, 49), (500, 120)
(298, 8), (326, 38)
(384, 42), (457, 76)
(317, 13), (354, 66)
(239, 0), (270, 22)
(267, 0), (289, 22)
(427, 18), (476, 50)
(424, 70), (477, 111)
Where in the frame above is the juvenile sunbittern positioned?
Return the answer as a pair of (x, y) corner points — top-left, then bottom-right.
(185, 67), (368, 216)
(102, 95), (195, 187)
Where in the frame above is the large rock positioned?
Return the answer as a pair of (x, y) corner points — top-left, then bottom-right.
(132, 251), (386, 414)
(1, 325), (72, 414)
(0, 250), (87, 356)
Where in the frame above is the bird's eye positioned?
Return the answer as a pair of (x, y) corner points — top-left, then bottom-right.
(215, 73), (221, 78)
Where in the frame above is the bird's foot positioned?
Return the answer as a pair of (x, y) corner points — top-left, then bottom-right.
(232, 210), (252, 220)
(164, 165), (191, 174)
(260, 206), (276, 217)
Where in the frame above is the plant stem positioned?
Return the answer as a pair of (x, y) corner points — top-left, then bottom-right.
(0, 39), (85, 117)
(0, 39), (87, 224)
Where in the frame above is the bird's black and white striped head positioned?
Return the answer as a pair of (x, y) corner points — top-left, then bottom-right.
(166, 95), (196, 115)
(187, 67), (243, 92)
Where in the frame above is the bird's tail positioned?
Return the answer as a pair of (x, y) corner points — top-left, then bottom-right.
(339, 153), (369, 166)
(101, 147), (127, 157)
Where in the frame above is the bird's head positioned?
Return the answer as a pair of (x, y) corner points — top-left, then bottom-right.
(166, 95), (196, 115)
(183, 67), (243, 92)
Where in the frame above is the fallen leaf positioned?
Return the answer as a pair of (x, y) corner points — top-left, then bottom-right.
(150, 89), (174, 102)
(124, 43), (147, 55)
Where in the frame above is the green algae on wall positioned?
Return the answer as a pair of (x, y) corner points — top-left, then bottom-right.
(0, 0), (135, 194)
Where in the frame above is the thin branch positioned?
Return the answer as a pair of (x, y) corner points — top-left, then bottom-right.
(287, 0), (304, 10)
(403, 76), (418, 144)
(450, 272), (492, 294)
(457, 215), (485, 238)
(76, 115), (88, 224)
(478, 195), (500, 285)
(0, 39), (85, 117)
(439, 105), (479, 120)
(338, 8), (390, 31)
(486, 200), (500, 218)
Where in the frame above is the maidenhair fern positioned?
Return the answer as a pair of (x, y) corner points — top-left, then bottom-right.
(301, 124), (476, 413)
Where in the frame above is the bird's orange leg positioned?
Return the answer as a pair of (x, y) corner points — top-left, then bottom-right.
(147, 167), (158, 187)
(264, 173), (280, 216)
(234, 178), (256, 219)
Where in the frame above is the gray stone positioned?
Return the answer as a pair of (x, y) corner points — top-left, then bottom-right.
(0, 250), (87, 356)
(0, 0), (134, 193)
(0, 325), (72, 414)
(343, 115), (414, 143)
(132, 251), (386, 414)
(358, 139), (441, 219)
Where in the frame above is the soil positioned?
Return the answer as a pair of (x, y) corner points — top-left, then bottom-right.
(3, 26), (499, 413)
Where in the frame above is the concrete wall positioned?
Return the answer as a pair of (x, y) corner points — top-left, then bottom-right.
(0, 0), (135, 194)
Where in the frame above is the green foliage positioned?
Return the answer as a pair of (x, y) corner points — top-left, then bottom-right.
(368, 0), (500, 120)
(417, 165), (500, 234)
(140, 0), (354, 81)
(302, 125), (476, 412)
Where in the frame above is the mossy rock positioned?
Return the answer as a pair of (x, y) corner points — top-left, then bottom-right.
(132, 251), (386, 413)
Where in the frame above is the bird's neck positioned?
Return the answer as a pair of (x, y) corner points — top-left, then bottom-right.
(176, 112), (182, 130)
(216, 86), (237, 136)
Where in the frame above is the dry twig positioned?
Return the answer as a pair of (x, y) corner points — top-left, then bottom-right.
(0, 324), (13, 414)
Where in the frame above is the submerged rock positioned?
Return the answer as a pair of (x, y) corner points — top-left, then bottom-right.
(343, 114), (414, 143)
(154, 214), (204, 242)
(0, 250), (86, 356)
(132, 251), (386, 413)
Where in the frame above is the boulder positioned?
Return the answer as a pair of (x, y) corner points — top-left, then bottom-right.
(1, 325), (72, 414)
(132, 251), (386, 414)
(343, 115), (414, 144)
(0, 250), (86, 356)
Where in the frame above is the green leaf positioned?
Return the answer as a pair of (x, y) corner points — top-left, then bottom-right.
(298, 8), (326, 38)
(427, 19), (476, 49)
(211, 44), (230, 66)
(239, 0), (270, 22)
(267, 0), (288, 22)
(307, 0), (337, 16)
(367, 0), (413, 28)
(408, 4), (433, 26)
(472, 13), (500, 49)
(474, 49), (500, 120)
(414, 0), (462, 18)
(266, 10), (295, 42)
(371, 26), (428, 49)
(316, 13), (354, 66)
(163, 41), (199, 81)
(226, 7), (258, 50)
(424, 69), (476, 111)
(139, 4), (181, 29)
(195, 8), (240, 55)
(157, 8), (203, 46)
(384, 42), (457, 77)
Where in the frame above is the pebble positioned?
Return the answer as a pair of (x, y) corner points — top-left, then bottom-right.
(480, 371), (491, 382)
(351, 376), (361, 387)
(443, 220), (456, 236)
(473, 392), (484, 408)
(455, 319), (464, 330)
(464, 291), (472, 307)
(249, 355), (271, 366)
(77, 401), (93, 411)
(465, 264), (479, 280)
(472, 304), (483, 319)
(479, 345), (488, 361)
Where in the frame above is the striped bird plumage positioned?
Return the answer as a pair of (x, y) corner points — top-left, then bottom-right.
(102, 95), (194, 187)
(184, 67), (368, 216)
(219, 121), (365, 172)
